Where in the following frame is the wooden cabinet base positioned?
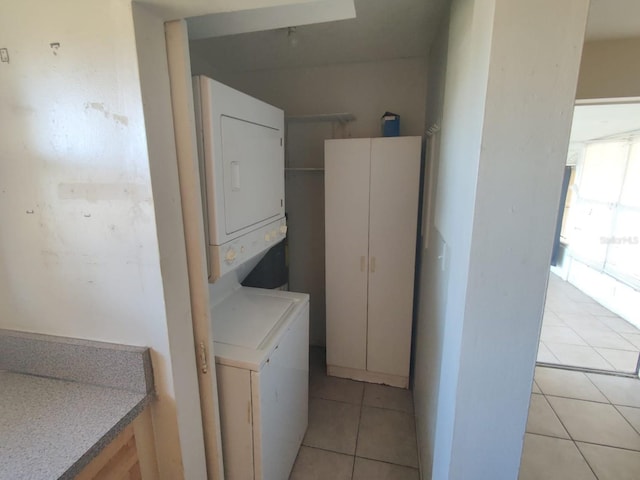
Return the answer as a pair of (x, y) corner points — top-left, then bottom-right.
(327, 365), (408, 389)
(75, 407), (158, 480)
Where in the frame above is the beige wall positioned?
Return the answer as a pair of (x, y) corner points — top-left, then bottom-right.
(0, 1), (205, 478)
(577, 37), (640, 99)
(413, 0), (589, 478)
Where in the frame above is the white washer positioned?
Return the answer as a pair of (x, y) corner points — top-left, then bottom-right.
(211, 286), (309, 480)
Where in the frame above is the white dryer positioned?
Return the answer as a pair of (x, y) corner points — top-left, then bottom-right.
(211, 286), (309, 480)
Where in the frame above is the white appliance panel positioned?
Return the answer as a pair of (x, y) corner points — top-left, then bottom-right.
(197, 76), (285, 247)
(212, 288), (295, 350)
(251, 303), (309, 480)
(216, 365), (254, 480)
(221, 116), (283, 235)
(212, 288), (309, 480)
(194, 75), (285, 281)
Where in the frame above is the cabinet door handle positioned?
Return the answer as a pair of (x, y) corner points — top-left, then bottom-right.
(360, 256), (366, 272)
(370, 256), (376, 273)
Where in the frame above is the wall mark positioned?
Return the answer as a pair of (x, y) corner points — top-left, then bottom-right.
(112, 114), (129, 126)
(84, 102), (128, 126)
(0, 48), (9, 63)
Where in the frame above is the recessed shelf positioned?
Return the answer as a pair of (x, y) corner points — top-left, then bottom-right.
(285, 113), (356, 125)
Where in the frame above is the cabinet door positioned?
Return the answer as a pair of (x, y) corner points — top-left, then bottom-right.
(216, 365), (254, 480)
(367, 137), (421, 377)
(325, 138), (371, 370)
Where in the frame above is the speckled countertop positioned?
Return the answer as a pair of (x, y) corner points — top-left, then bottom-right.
(0, 371), (150, 480)
(0, 329), (154, 480)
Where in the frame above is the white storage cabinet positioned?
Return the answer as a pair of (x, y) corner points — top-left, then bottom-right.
(324, 136), (421, 388)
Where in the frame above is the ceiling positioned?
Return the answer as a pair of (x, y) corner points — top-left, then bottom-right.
(189, 0), (448, 73)
(570, 102), (640, 143)
(188, 0), (640, 74)
(585, 0), (640, 41)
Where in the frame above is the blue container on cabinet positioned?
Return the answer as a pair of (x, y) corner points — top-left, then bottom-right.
(381, 112), (400, 137)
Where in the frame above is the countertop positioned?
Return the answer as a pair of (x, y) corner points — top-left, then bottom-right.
(0, 329), (154, 480)
(0, 370), (149, 480)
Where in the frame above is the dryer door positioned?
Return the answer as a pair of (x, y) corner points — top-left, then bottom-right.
(221, 115), (284, 236)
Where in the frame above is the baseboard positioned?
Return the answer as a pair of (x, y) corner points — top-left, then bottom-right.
(327, 364), (409, 389)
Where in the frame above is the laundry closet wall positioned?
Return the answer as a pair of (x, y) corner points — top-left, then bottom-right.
(191, 57), (428, 345)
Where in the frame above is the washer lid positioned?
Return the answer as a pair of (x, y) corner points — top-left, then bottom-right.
(212, 288), (296, 350)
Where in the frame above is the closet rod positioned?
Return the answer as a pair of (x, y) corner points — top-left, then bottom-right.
(285, 167), (325, 172)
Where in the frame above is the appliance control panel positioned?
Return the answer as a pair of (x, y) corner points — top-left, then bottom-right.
(209, 217), (287, 281)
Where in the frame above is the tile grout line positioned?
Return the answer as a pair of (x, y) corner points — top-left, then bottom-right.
(541, 392), (601, 479)
(611, 402), (640, 438)
(298, 445), (420, 471)
(350, 382), (366, 480)
(310, 393), (414, 414)
(527, 431), (640, 454)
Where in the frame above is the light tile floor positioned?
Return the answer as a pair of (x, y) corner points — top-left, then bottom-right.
(539, 273), (640, 373)
(520, 366), (640, 479)
(290, 348), (419, 480)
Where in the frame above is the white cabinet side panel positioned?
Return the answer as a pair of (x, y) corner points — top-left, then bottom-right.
(367, 137), (421, 377)
(216, 364), (254, 480)
(251, 303), (309, 480)
(325, 139), (371, 371)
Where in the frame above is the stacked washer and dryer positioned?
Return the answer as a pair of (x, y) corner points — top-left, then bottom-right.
(193, 76), (309, 480)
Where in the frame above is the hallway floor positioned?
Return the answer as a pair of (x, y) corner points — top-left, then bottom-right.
(295, 349), (640, 479)
(290, 348), (419, 480)
(521, 366), (640, 479)
(539, 273), (640, 373)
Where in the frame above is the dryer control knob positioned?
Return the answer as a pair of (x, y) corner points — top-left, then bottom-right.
(225, 248), (237, 264)
(265, 233), (271, 242)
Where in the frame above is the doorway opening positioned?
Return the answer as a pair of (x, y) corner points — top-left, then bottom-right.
(538, 100), (640, 376)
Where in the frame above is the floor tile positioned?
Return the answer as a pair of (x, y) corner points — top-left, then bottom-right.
(540, 326), (588, 346)
(547, 396), (640, 450)
(356, 406), (418, 468)
(525, 393), (569, 439)
(582, 302), (620, 317)
(587, 374), (640, 408)
(289, 446), (354, 480)
(310, 374), (364, 405)
(557, 313), (613, 332)
(562, 285), (596, 304)
(303, 398), (361, 455)
(617, 405), (640, 433)
(545, 343), (614, 370)
(576, 442), (640, 480)
(550, 300), (592, 315)
(575, 329), (637, 350)
(352, 457), (419, 480)
(534, 367), (608, 402)
(518, 433), (597, 480)
(363, 383), (413, 414)
(542, 311), (565, 327)
(621, 333), (640, 350)
(594, 348), (639, 372)
(598, 316), (640, 334)
(537, 342), (560, 363)
(532, 381), (541, 394)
